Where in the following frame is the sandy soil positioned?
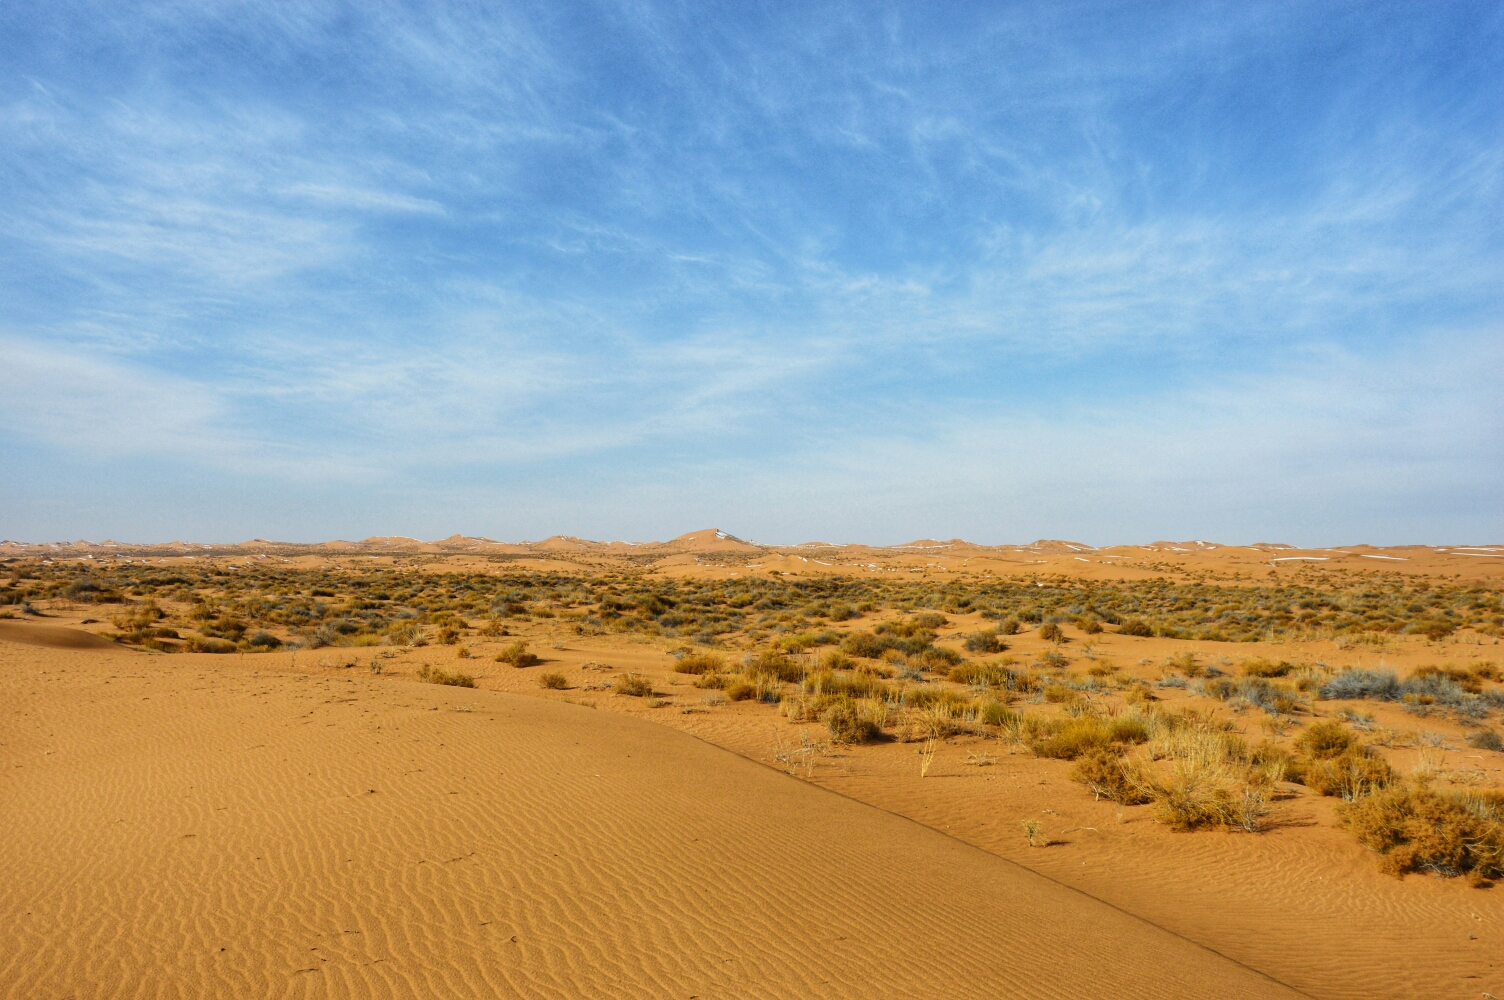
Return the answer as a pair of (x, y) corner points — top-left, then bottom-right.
(3, 533), (1502, 998)
(1, 639), (1301, 999)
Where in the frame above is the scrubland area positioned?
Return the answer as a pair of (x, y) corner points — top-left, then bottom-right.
(3, 541), (1502, 998)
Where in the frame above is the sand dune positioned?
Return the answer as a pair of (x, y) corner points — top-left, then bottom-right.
(0, 620), (119, 650)
(0, 643), (1301, 999)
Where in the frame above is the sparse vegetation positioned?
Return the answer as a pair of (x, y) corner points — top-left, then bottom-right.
(416, 664), (476, 688)
(614, 673), (654, 697)
(539, 671), (569, 689)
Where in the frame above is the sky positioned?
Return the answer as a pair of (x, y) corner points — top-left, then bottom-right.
(1, 1), (1501, 546)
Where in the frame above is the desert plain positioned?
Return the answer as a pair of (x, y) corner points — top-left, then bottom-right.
(3, 531), (1503, 999)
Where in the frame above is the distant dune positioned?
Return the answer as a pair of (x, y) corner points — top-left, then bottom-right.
(3, 530), (1500, 582)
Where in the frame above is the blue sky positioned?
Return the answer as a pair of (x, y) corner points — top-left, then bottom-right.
(2, 1), (1500, 545)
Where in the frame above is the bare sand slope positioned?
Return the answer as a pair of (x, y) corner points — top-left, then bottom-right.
(0, 620), (119, 649)
(0, 646), (1302, 1000)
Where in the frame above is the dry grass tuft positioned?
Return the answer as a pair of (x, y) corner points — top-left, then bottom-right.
(416, 664), (476, 688)
(538, 671), (569, 690)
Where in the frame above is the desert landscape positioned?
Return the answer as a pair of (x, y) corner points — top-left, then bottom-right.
(2, 531), (1501, 999)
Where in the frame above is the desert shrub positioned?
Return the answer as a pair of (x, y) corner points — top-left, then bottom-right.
(673, 651), (725, 674)
(1030, 718), (1116, 759)
(247, 630), (281, 648)
(495, 641), (540, 668)
(907, 647), (963, 670)
(896, 700), (968, 740)
(614, 673), (654, 697)
(1319, 668), (1400, 701)
(828, 602), (856, 621)
(1038, 622), (1065, 643)
(416, 664), (476, 688)
(1410, 664), (1485, 693)
(1080, 618), (1103, 635)
(1164, 652), (1203, 677)
(1202, 676), (1302, 715)
(822, 697), (885, 743)
(724, 679), (757, 701)
(1144, 761), (1275, 832)
(743, 650), (805, 683)
(963, 630), (1007, 654)
(1287, 720), (1391, 800)
(1343, 783), (1504, 881)
(1334, 707), (1376, 730)
(948, 660), (1018, 687)
(802, 668), (891, 701)
(437, 626), (461, 645)
(1118, 619), (1153, 637)
(819, 649), (856, 671)
(996, 617), (1021, 635)
(1465, 728), (1503, 752)
(1295, 720), (1356, 759)
(978, 699), (1019, 728)
(1241, 658), (1294, 678)
(911, 612), (948, 629)
(840, 630), (890, 659)
(1303, 749), (1394, 801)
(1071, 750), (1153, 804)
(187, 636), (237, 654)
(1043, 684), (1080, 704)
(538, 672), (569, 689)
(1036, 651), (1070, 669)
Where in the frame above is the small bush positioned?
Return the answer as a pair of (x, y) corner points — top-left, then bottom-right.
(247, 630), (282, 649)
(1038, 622), (1065, 643)
(978, 699), (1019, 728)
(495, 641), (540, 668)
(673, 651), (725, 675)
(996, 617), (1021, 635)
(1343, 782), (1504, 881)
(1202, 676), (1302, 715)
(1295, 720), (1356, 759)
(1465, 728), (1503, 752)
(948, 660), (1018, 687)
(1031, 718), (1115, 760)
(1164, 652), (1203, 677)
(1145, 762), (1275, 832)
(538, 672), (569, 690)
(822, 697), (885, 743)
(963, 630), (1007, 654)
(1303, 749), (1394, 801)
(187, 636), (237, 654)
(724, 679), (756, 701)
(614, 673), (654, 697)
(1319, 668), (1400, 701)
(416, 664), (476, 688)
(744, 650), (804, 683)
(1070, 750), (1153, 804)
(1241, 658), (1294, 678)
(1118, 619), (1153, 637)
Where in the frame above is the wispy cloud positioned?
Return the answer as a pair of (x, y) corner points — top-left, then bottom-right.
(1, 1), (1499, 542)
